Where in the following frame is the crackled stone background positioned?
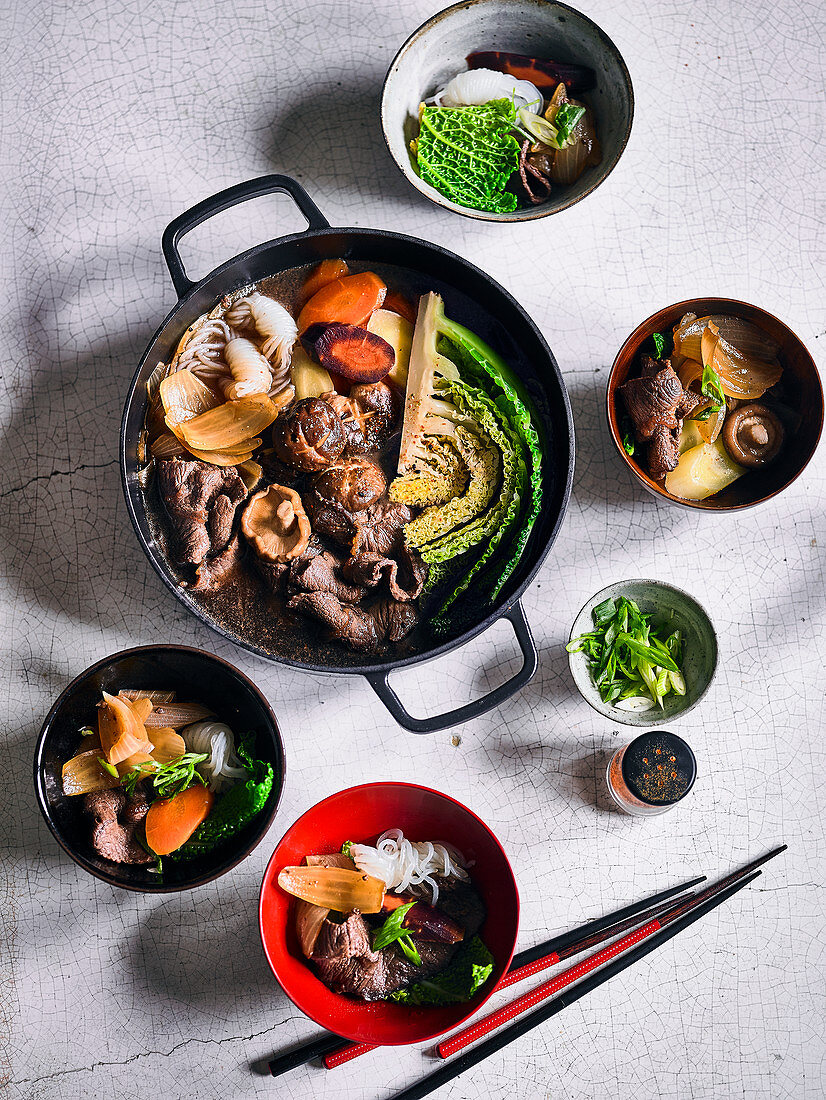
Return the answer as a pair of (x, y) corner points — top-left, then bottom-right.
(1, 0), (824, 1097)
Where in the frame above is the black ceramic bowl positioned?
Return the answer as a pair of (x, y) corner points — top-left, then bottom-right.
(34, 645), (285, 892)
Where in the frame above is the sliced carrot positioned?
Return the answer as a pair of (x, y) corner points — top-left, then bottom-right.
(301, 258), (350, 304)
(301, 323), (395, 384)
(297, 272), (387, 334)
(144, 785), (214, 856)
(383, 291), (417, 325)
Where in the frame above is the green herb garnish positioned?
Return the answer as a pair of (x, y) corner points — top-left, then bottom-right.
(416, 99), (520, 214)
(97, 757), (119, 779)
(620, 414), (636, 456)
(690, 364), (726, 421)
(566, 595), (687, 709)
(79, 726), (96, 737)
(341, 840), (353, 859)
(389, 935), (494, 1006)
(553, 103), (586, 145)
(649, 330), (674, 359)
(373, 902), (422, 966)
(122, 752), (209, 800)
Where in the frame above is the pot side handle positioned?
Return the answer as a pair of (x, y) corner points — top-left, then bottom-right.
(161, 174), (330, 298)
(365, 602), (538, 734)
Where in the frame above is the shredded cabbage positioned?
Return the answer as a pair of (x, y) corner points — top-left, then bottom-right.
(393, 292), (545, 632)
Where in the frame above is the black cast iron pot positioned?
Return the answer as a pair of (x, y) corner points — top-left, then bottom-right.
(121, 175), (574, 733)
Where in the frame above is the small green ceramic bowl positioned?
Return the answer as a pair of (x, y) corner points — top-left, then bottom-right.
(567, 580), (717, 727)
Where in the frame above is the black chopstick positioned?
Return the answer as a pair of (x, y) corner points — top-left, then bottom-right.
(267, 1033), (345, 1076)
(390, 871), (761, 1100)
(266, 871), (706, 1077)
(510, 872), (706, 968)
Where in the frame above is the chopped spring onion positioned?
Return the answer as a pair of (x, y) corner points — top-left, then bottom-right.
(122, 752), (209, 800)
(690, 365), (726, 421)
(553, 103), (586, 145)
(567, 595), (688, 709)
(97, 757), (119, 779)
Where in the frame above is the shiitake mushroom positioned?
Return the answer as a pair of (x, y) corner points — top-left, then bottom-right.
(722, 403), (784, 468)
(271, 397), (346, 472)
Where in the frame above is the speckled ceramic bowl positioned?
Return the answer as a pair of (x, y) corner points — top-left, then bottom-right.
(381, 0), (634, 222)
(568, 580), (717, 727)
(34, 645), (285, 892)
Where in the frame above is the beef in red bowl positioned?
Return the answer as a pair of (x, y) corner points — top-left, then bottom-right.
(259, 782), (519, 1045)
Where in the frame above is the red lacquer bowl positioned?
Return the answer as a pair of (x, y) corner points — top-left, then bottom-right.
(259, 782), (519, 1045)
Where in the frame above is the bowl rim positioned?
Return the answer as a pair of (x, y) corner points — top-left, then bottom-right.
(380, 0), (635, 223)
(33, 643), (286, 893)
(258, 780), (520, 1044)
(567, 578), (718, 726)
(606, 296), (825, 511)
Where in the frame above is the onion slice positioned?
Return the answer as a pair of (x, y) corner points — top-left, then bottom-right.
(119, 689), (176, 704)
(677, 358), (703, 392)
(160, 371), (220, 427)
(99, 691), (153, 765)
(62, 750), (121, 796)
(177, 394), (281, 451)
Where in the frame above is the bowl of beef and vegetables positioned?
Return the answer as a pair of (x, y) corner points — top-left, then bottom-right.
(122, 174), (574, 732)
(259, 782), (519, 1045)
(607, 299), (823, 510)
(381, 0), (633, 220)
(34, 646), (284, 891)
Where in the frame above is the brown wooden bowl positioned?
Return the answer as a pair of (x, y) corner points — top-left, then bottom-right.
(606, 298), (823, 511)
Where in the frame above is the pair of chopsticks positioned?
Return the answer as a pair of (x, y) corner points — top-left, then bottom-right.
(267, 845), (785, 1086)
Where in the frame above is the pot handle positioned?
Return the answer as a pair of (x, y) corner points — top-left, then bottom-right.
(161, 174), (330, 298)
(365, 602), (538, 734)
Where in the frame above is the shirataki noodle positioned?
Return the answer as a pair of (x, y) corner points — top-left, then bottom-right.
(350, 828), (469, 905)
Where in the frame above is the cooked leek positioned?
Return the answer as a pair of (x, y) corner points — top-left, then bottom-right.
(277, 866), (386, 913)
(143, 702), (214, 729)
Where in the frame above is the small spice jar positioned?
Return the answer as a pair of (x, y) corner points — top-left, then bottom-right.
(606, 731), (696, 816)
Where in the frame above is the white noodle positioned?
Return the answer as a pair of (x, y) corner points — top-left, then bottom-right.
(182, 720), (249, 792)
(223, 337), (273, 400)
(225, 292), (297, 392)
(349, 828), (469, 906)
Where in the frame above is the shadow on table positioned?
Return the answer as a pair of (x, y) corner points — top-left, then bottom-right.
(258, 77), (419, 211)
(131, 885), (288, 1015)
(568, 747), (624, 815)
(0, 313), (163, 632)
(565, 374), (651, 515)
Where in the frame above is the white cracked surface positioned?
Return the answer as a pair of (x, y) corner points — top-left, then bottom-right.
(1, 0), (824, 1097)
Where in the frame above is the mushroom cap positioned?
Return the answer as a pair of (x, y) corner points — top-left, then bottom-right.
(271, 398), (346, 471)
(313, 458), (388, 512)
(722, 403), (784, 468)
(320, 382), (400, 455)
(242, 484), (311, 562)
